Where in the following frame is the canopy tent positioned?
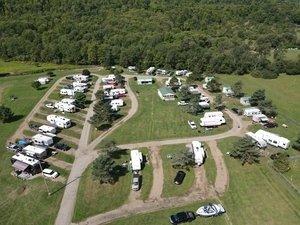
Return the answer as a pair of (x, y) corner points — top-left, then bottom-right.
(12, 161), (29, 171)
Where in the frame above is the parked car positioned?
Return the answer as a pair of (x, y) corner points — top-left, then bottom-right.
(29, 123), (39, 131)
(6, 144), (21, 152)
(53, 143), (70, 151)
(177, 101), (188, 106)
(45, 103), (55, 109)
(188, 120), (197, 129)
(169, 211), (196, 224)
(66, 76), (74, 80)
(196, 203), (225, 217)
(42, 168), (59, 179)
(131, 173), (140, 191)
(231, 107), (242, 115)
(174, 171), (186, 185)
(264, 122), (278, 128)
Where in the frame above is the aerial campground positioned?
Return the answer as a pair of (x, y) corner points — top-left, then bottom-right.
(0, 1), (300, 225)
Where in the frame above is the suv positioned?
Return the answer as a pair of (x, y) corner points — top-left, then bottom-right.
(174, 171), (186, 185)
(169, 211), (196, 224)
(188, 120), (197, 129)
(131, 173), (140, 191)
(42, 168), (59, 179)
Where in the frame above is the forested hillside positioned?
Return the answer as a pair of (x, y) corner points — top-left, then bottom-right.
(0, 0), (299, 76)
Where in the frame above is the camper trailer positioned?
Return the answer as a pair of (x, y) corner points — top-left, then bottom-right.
(73, 74), (89, 82)
(175, 70), (188, 76)
(54, 102), (76, 113)
(222, 86), (234, 96)
(191, 141), (206, 166)
(103, 84), (115, 90)
(22, 145), (48, 159)
(60, 88), (75, 96)
(255, 130), (290, 149)
(47, 114), (71, 128)
(38, 125), (56, 134)
(73, 81), (88, 88)
(199, 101), (210, 109)
(110, 99), (124, 107)
(32, 134), (54, 146)
(203, 111), (224, 118)
(37, 77), (50, 85)
(243, 107), (261, 117)
(130, 150), (143, 171)
(102, 74), (116, 84)
(73, 86), (86, 93)
(200, 117), (226, 127)
(146, 67), (155, 75)
(252, 114), (269, 124)
(11, 153), (40, 175)
(61, 98), (76, 105)
(245, 132), (267, 148)
(110, 88), (126, 97)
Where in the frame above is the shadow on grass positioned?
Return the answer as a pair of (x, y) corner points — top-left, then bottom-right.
(50, 176), (81, 196)
(7, 114), (24, 123)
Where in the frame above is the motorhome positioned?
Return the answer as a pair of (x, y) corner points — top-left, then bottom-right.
(22, 145), (48, 159)
(245, 132), (267, 148)
(54, 102), (76, 113)
(191, 141), (206, 166)
(60, 88), (75, 96)
(47, 114), (71, 128)
(32, 134), (54, 146)
(255, 130), (290, 149)
(38, 125), (56, 134)
(243, 107), (261, 117)
(130, 150), (143, 171)
(240, 96), (251, 106)
(11, 153), (40, 175)
(110, 99), (124, 107)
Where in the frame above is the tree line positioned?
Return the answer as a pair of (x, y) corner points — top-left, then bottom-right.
(0, 0), (299, 77)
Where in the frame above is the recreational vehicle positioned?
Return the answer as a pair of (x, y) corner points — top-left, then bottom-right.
(110, 88), (126, 97)
(175, 70), (188, 76)
(146, 67), (155, 75)
(11, 154), (40, 175)
(22, 145), (48, 159)
(110, 99), (124, 107)
(245, 132), (267, 148)
(103, 84), (115, 90)
(73, 86), (86, 93)
(102, 74), (116, 84)
(32, 134), (54, 146)
(199, 101), (210, 109)
(255, 130), (290, 149)
(200, 117), (226, 127)
(191, 141), (206, 166)
(47, 114), (71, 128)
(54, 102), (76, 113)
(252, 114), (269, 124)
(61, 98), (76, 105)
(38, 125), (56, 134)
(60, 88), (75, 96)
(73, 81), (88, 88)
(73, 74), (89, 82)
(37, 77), (50, 85)
(137, 76), (153, 85)
(156, 69), (168, 76)
(240, 96), (251, 106)
(222, 86), (234, 96)
(243, 107), (261, 117)
(130, 150), (143, 171)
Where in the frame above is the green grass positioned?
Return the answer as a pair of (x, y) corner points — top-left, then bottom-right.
(140, 148), (153, 201)
(73, 151), (132, 222)
(160, 145), (195, 198)
(0, 59), (77, 75)
(284, 157), (300, 190)
(0, 69), (80, 225)
(217, 74), (300, 139)
(203, 143), (217, 185)
(102, 79), (232, 145)
(60, 129), (81, 139)
(218, 137), (300, 225)
(53, 152), (75, 164)
(268, 49), (300, 63)
(108, 200), (226, 225)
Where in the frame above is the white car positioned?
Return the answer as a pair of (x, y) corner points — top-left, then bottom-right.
(45, 103), (55, 109)
(177, 101), (188, 106)
(188, 120), (197, 129)
(42, 168), (59, 179)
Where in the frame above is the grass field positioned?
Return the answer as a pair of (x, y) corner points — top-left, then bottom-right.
(0, 59), (76, 75)
(53, 152), (75, 164)
(218, 137), (300, 225)
(203, 143), (217, 185)
(268, 49), (300, 62)
(217, 74), (300, 140)
(73, 151), (132, 222)
(102, 79), (232, 145)
(284, 157), (300, 190)
(0, 69), (80, 225)
(107, 199), (226, 225)
(160, 145), (195, 198)
(140, 148), (153, 201)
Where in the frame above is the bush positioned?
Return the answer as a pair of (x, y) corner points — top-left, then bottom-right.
(82, 69), (91, 76)
(273, 153), (290, 173)
(285, 61), (300, 75)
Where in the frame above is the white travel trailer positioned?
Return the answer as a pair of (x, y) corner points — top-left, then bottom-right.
(128, 66), (136, 71)
(60, 88), (75, 96)
(11, 153), (40, 175)
(37, 77), (50, 85)
(103, 84), (115, 90)
(32, 134), (54, 146)
(240, 96), (251, 106)
(199, 101), (210, 109)
(245, 132), (267, 148)
(146, 67), (155, 75)
(73, 81), (88, 88)
(204, 76), (214, 83)
(255, 130), (290, 149)
(200, 117), (226, 127)
(156, 69), (168, 76)
(175, 70), (188, 76)
(38, 125), (57, 134)
(61, 98), (76, 105)
(191, 141), (206, 166)
(110, 99), (124, 107)
(110, 88), (126, 97)
(243, 107), (261, 117)
(252, 114), (269, 123)
(47, 114), (71, 128)
(102, 74), (116, 83)
(222, 86), (234, 96)
(54, 102), (76, 113)
(203, 111), (224, 118)
(73, 74), (89, 82)
(200, 95), (210, 103)
(23, 145), (48, 159)
(73, 86), (86, 93)
(130, 150), (143, 171)
(111, 105), (119, 112)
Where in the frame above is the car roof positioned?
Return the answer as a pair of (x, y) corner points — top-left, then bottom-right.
(43, 168), (53, 173)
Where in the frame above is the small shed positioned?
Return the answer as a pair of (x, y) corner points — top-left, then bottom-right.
(137, 76), (153, 85)
(158, 87), (175, 101)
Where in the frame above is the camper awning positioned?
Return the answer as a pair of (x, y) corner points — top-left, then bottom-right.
(12, 161), (29, 171)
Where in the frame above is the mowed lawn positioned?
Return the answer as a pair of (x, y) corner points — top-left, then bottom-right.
(0, 69), (79, 225)
(160, 145), (195, 198)
(217, 74), (300, 139)
(139, 148), (154, 201)
(218, 137), (300, 225)
(103, 79), (232, 145)
(73, 151), (132, 222)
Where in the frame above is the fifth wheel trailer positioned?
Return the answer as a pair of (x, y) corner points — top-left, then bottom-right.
(191, 141), (206, 166)
(130, 150), (143, 171)
(200, 117), (225, 127)
(47, 114), (71, 129)
(255, 129), (290, 149)
(22, 145), (48, 159)
(245, 132), (267, 148)
(32, 134), (54, 146)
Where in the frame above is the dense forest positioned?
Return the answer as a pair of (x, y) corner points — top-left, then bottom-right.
(0, 0), (299, 76)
